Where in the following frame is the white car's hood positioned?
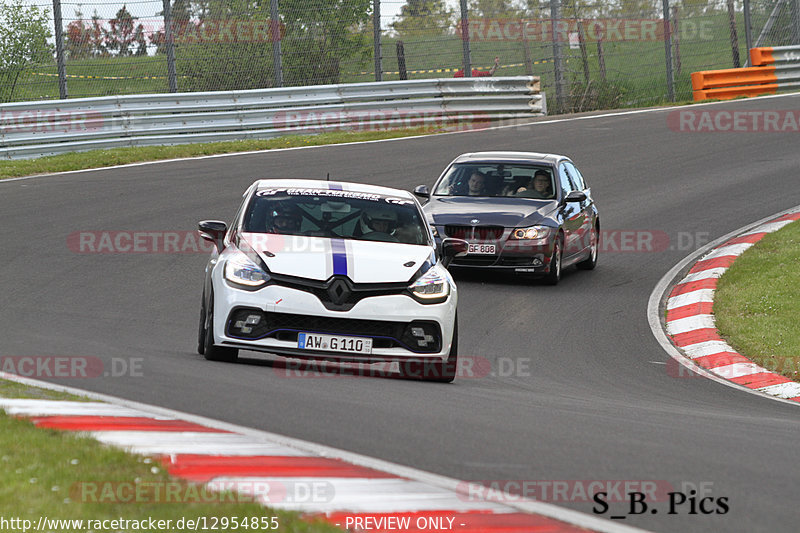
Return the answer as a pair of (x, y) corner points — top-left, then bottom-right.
(240, 233), (432, 283)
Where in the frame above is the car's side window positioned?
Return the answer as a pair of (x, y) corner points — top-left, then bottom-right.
(564, 162), (586, 191)
(558, 163), (575, 196)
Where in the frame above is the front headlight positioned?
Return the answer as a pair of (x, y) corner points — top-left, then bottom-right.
(409, 267), (450, 303)
(510, 225), (552, 240)
(224, 252), (270, 287)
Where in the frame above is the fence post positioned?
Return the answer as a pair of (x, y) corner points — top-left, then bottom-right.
(459, 0), (471, 77)
(726, 0), (741, 67)
(661, 0), (674, 102)
(397, 41), (407, 80)
(271, 0), (283, 87)
(373, 0), (382, 81)
(162, 0), (177, 93)
(52, 0), (68, 99)
(550, 0), (565, 112)
(743, 0), (753, 65)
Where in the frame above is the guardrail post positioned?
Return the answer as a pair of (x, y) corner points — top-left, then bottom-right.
(162, 0), (178, 93)
(661, 0), (675, 102)
(52, 0), (68, 99)
(373, 0), (382, 81)
(459, 0), (471, 77)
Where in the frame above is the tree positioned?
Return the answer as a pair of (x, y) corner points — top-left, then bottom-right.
(105, 5), (145, 57)
(65, 8), (93, 60)
(391, 0), (454, 36)
(469, 0), (521, 19)
(279, 0), (372, 86)
(0, 0), (53, 102)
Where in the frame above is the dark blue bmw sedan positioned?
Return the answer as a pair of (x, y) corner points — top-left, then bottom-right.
(413, 152), (599, 285)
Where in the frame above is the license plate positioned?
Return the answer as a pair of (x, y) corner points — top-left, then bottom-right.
(297, 333), (373, 354)
(468, 243), (496, 255)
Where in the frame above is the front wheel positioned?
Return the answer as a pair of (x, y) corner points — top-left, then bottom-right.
(576, 225), (599, 271)
(542, 237), (563, 286)
(201, 290), (239, 363)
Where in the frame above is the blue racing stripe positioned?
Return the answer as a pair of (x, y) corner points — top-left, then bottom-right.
(331, 239), (348, 276)
(328, 183), (343, 191)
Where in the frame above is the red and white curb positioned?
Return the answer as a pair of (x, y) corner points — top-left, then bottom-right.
(663, 211), (800, 402)
(0, 374), (648, 533)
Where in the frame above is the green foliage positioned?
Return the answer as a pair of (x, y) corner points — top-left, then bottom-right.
(0, 0), (53, 103)
(280, 0), (372, 86)
(391, 1), (455, 36)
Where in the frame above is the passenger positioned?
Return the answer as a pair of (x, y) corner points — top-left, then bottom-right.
(360, 208), (399, 237)
(515, 170), (554, 199)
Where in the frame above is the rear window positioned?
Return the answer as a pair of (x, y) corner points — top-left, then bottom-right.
(242, 188), (429, 246)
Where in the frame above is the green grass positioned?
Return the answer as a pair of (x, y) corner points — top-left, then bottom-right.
(714, 220), (800, 383)
(0, 380), (95, 402)
(0, 411), (341, 532)
(0, 127), (440, 180)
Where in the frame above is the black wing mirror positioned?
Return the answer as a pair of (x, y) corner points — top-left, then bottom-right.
(198, 220), (227, 253)
(441, 238), (469, 268)
(564, 191), (587, 203)
(413, 185), (430, 200)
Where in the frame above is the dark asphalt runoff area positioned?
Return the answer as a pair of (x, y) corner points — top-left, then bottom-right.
(2, 94), (800, 532)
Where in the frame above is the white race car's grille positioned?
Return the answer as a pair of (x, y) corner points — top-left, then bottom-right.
(226, 308), (442, 353)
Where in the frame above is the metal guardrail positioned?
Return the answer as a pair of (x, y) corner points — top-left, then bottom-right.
(0, 77), (545, 160)
(692, 45), (800, 102)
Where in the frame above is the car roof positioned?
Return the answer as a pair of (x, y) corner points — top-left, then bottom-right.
(252, 179), (415, 199)
(452, 151), (567, 165)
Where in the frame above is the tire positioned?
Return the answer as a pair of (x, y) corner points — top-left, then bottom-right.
(576, 224), (599, 271)
(197, 300), (207, 355)
(543, 236), (563, 286)
(400, 317), (458, 383)
(201, 290), (239, 363)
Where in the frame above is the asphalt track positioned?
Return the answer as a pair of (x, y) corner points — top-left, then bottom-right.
(2, 94), (800, 532)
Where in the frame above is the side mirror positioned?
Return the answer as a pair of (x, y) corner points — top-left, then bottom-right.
(440, 237), (469, 268)
(198, 220), (227, 253)
(564, 191), (587, 203)
(413, 185), (430, 200)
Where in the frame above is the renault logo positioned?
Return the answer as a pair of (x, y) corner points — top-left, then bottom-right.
(327, 278), (351, 305)
(470, 218), (480, 224)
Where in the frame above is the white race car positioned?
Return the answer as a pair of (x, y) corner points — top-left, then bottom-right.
(197, 179), (465, 382)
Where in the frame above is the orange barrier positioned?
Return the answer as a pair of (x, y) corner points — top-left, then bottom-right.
(691, 65), (777, 101)
(750, 47), (774, 66)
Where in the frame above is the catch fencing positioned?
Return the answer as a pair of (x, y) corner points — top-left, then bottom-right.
(4, 1), (799, 115)
(0, 76), (545, 160)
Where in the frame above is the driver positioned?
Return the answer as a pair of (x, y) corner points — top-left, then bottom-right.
(267, 203), (302, 234)
(360, 207), (398, 236)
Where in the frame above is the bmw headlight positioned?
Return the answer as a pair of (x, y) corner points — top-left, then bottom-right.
(224, 252), (270, 288)
(510, 225), (552, 240)
(409, 267), (450, 303)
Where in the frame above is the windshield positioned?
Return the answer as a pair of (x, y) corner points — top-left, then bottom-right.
(434, 163), (556, 199)
(242, 188), (430, 246)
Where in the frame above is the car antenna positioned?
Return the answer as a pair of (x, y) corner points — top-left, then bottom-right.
(326, 172), (330, 182)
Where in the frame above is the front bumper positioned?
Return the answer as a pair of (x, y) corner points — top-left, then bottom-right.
(211, 278), (457, 363)
(434, 227), (555, 274)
